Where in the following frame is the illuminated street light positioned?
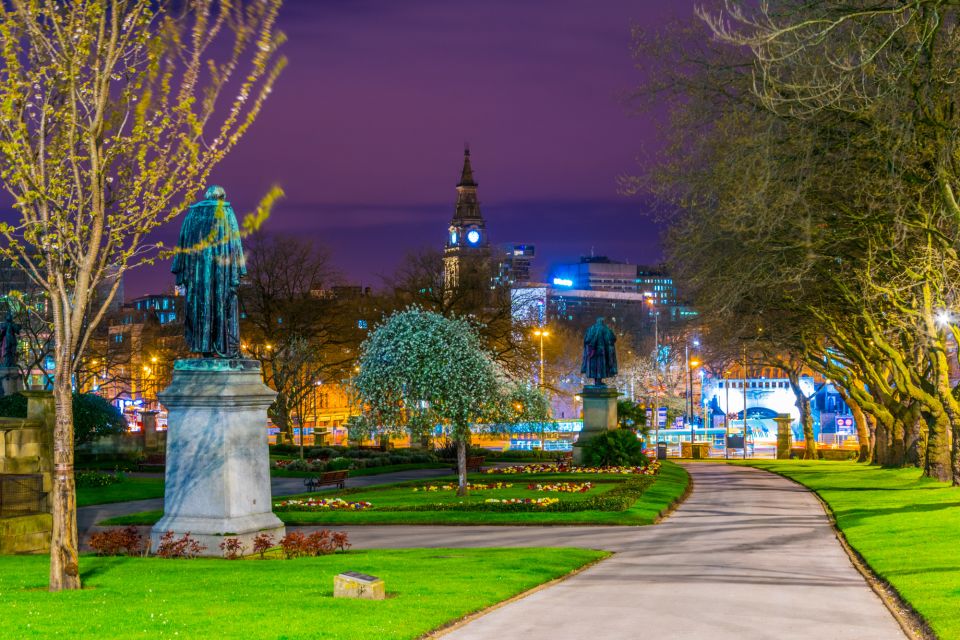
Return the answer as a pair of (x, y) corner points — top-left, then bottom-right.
(936, 309), (952, 327)
(532, 329), (550, 390)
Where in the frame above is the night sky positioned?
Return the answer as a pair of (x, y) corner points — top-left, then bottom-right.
(125, 0), (698, 297)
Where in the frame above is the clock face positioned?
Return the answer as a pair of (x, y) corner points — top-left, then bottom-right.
(450, 231), (458, 245)
(467, 230), (481, 245)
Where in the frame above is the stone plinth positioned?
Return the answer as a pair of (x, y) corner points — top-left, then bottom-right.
(0, 366), (22, 397)
(141, 410), (160, 452)
(572, 385), (619, 464)
(775, 414), (793, 460)
(150, 359), (284, 556)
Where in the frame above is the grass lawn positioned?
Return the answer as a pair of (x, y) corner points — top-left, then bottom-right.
(103, 461), (689, 527)
(271, 462), (449, 478)
(0, 548), (606, 640)
(741, 460), (960, 639)
(76, 477), (165, 507)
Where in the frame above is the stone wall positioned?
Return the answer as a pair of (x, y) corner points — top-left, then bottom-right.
(0, 391), (54, 554)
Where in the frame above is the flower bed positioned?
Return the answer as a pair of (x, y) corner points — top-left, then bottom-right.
(488, 461), (661, 475)
(527, 482), (593, 493)
(412, 482), (513, 492)
(483, 497), (559, 507)
(273, 498), (372, 512)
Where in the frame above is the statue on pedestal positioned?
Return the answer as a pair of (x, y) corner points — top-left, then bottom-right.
(0, 312), (20, 368)
(171, 185), (246, 359)
(581, 317), (618, 386)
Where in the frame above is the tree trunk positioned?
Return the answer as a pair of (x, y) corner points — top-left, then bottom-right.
(49, 372), (80, 591)
(787, 371), (816, 459)
(456, 437), (468, 497)
(904, 415), (925, 468)
(924, 410), (952, 482)
(847, 399), (871, 463)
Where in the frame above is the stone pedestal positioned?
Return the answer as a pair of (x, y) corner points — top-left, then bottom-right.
(141, 410), (160, 452)
(572, 385), (619, 464)
(0, 366), (22, 397)
(150, 359), (285, 557)
(775, 413), (793, 459)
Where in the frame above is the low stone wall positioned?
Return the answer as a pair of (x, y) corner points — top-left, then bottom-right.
(0, 391), (54, 554)
(0, 513), (52, 554)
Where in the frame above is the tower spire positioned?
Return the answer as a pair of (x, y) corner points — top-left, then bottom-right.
(458, 145), (476, 187)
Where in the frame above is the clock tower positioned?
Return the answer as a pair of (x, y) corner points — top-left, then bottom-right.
(444, 146), (491, 291)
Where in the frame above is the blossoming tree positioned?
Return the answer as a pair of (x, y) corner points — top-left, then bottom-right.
(353, 308), (547, 496)
(0, 0), (285, 590)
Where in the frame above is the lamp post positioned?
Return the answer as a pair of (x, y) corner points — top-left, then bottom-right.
(645, 295), (661, 452)
(532, 329), (549, 390)
(687, 349), (701, 455)
(724, 368), (730, 460)
(742, 345), (748, 460)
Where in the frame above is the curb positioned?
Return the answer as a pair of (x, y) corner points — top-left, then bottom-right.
(739, 463), (934, 640)
(654, 463), (693, 524)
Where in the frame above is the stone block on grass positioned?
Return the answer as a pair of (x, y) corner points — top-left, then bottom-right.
(334, 571), (385, 600)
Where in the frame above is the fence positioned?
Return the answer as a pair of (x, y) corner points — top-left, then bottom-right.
(0, 474), (47, 517)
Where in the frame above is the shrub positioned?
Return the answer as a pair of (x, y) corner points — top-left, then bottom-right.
(219, 537), (246, 559)
(252, 533), (275, 559)
(155, 531), (206, 559)
(581, 429), (648, 467)
(279, 530), (350, 558)
(75, 470), (124, 488)
(282, 458), (310, 472)
(327, 457), (352, 471)
(88, 526), (146, 556)
(307, 447), (338, 459)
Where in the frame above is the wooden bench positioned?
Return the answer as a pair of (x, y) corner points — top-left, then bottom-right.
(137, 454), (166, 472)
(303, 470), (349, 492)
(451, 456), (485, 472)
(358, 443), (388, 452)
(555, 451), (573, 465)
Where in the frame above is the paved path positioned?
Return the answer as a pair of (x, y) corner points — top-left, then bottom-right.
(309, 464), (904, 640)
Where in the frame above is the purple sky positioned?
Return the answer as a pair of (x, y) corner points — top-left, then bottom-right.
(126, 0), (697, 297)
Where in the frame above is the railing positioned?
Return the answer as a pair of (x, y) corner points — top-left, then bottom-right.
(0, 474), (47, 517)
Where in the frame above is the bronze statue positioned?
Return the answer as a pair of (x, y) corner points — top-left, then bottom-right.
(581, 317), (617, 386)
(0, 311), (19, 368)
(172, 185), (246, 358)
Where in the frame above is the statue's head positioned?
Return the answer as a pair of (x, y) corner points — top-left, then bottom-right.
(204, 185), (226, 201)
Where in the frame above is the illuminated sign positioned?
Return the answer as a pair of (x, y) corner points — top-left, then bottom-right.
(552, 277), (573, 287)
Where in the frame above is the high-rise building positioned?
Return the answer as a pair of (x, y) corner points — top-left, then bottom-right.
(443, 147), (491, 291)
(495, 243), (536, 286)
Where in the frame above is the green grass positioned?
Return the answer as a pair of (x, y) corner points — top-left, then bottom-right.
(270, 462), (448, 478)
(0, 548), (606, 640)
(103, 461), (689, 527)
(76, 477), (165, 507)
(741, 460), (960, 639)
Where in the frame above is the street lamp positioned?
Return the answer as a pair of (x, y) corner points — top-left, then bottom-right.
(532, 329), (550, 390)
(686, 350), (701, 454)
(645, 295), (662, 453)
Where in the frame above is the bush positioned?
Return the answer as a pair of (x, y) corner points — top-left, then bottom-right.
(75, 470), (124, 488)
(155, 531), (206, 558)
(581, 429), (648, 467)
(282, 459), (310, 472)
(307, 447), (338, 459)
(219, 537), (246, 560)
(0, 392), (126, 445)
(327, 457), (352, 471)
(252, 533), (275, 558)
(88, 526), (146, 556)
(279, 530), (350, 558)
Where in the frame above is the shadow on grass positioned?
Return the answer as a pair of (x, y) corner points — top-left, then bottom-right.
(80, 556), (130, 584)
(836, 501), (960, 527)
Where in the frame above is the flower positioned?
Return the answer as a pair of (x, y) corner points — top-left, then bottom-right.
(483, 497), (559, 507)
(488, 461), (661, 475)
(273, 498), (371, 511)
(527, 482), (593, 493)
(413, 482), (513, 492)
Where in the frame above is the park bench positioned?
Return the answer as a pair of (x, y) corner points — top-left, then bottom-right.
(451, 456), (485, 472)
(358, 443), (388, 452)
(303, 470), (349, 492)
(137, 454), (166, 472)
(555, 451), (573, 465)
